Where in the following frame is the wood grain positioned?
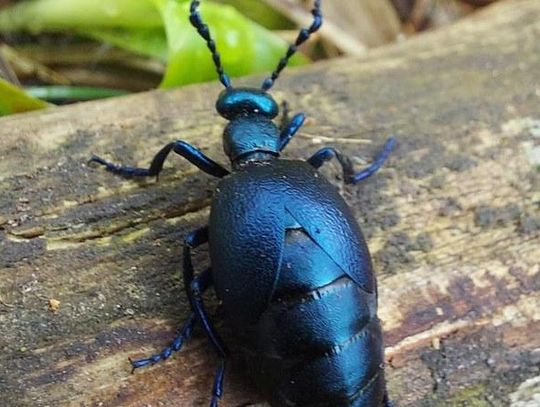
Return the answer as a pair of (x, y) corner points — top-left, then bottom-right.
(1, 1), (539, 406)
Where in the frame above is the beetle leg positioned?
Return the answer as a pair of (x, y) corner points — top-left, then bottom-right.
(189, 269), (228, 407)
(129, 312), (196, 372)
(184, 228), (228, 406)
(210, 360), (226, 407)
(89, 140), (229, 179)
(188, 268), (228, 357)
(128, 226), (213, 373)
(183, 226), (209, 285)
(279, 112), (306, 151)
(307, 137), (396, 184)
(183, 229), (222, 348)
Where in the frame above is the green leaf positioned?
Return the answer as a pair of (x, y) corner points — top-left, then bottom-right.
(0, 0), (168, 66)
(84, 27), (168, 62)
(0, 78), (50, 116)
(215, 0), (295, 30)
(154, 0), (304, 88)
(25, 86), (129, 102)
(0, 0), (162, 32)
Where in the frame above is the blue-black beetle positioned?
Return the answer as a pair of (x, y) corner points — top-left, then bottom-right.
(90, 1), (395, 406)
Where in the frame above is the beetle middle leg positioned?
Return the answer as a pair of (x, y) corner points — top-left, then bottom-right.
(184, 227), (228, 406)
(90, 140), (229, 179)
(128, 228), (215, 372)
(307, 137), (396, 184)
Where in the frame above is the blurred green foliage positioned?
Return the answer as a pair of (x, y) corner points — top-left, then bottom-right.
(0, 0), (305, 88)
(0, 77), (49, 114)
(25, 85), (129, 101)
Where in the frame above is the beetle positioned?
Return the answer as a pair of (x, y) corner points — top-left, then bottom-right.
(90, 1), (395, 406)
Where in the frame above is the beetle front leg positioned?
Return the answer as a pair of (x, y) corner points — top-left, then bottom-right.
(307, 137), (396, 184)
(90, 140), (230, 179)
(279, 112), (305, 152)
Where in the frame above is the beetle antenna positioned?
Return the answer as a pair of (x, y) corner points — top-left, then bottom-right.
(261, 0), (322, 91)
(189, 0), (232, 88)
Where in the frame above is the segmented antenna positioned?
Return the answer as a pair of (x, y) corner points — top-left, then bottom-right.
(261, 0), (322, 91)
(189, 0), (232, 88)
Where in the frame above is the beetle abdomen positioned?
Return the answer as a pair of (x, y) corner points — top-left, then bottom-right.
(240, 229), (385, 407)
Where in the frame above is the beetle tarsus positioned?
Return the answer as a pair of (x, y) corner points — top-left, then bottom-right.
(349, 137), (396, 183)
(90, 140), (229, 180)
(89, 155), (152, 177)
(129, 313), (196, 372)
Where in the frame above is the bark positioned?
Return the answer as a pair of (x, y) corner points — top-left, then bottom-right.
(0, 0), (539, 406)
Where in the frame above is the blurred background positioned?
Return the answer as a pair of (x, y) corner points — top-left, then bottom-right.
(0, 0), (499, 116)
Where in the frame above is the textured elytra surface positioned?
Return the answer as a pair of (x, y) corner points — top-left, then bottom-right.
(1, 0), (540, 406)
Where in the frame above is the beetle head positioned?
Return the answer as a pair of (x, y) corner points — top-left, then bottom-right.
(216, 87), (278, 120)
(218, 88), (280, 162)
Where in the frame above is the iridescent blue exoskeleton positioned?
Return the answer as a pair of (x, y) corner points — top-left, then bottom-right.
(90, 1), (395, 406)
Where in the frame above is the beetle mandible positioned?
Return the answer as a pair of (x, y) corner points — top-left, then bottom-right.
(90, 1), (395, 406)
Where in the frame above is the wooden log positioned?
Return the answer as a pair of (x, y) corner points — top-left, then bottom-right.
(1, 0), (539, 405)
